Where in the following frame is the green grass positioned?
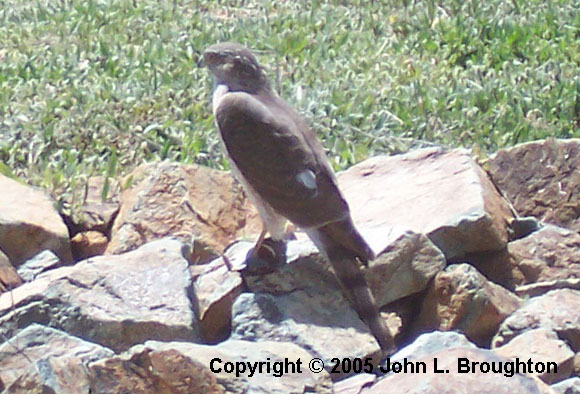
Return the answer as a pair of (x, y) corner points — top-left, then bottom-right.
(1, 0), (580, 213)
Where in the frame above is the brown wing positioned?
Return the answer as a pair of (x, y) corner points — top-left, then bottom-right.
(215, 92), (349, 228)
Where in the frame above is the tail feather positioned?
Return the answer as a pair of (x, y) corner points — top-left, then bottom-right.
(306, 220), (394, 354)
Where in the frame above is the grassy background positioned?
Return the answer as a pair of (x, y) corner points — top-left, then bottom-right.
(1, 0), (580, 213)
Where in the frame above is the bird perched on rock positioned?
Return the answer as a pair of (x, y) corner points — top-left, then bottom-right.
(203, 42), (394, 354)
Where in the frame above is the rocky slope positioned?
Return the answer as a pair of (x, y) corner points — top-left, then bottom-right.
(0, 138), (579, 393)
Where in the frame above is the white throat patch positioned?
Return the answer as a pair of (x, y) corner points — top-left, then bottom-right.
(212, 84), (229, 115)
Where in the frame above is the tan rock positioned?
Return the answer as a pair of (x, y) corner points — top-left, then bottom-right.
(0, 238), (197, 352)
(0, 247), (22, 293)
(89, 339), (333, 394)
(338, 148), (514, 260)
(71, 230), (108, 260)
(368, 231), (446, 307)
(494, 328), (574, 384)
(470, 225), (580, 292)
(190, 256), (244, 343)
(0, 324), (113, 392)
(106, 161), (261, 262)
(489, 138), (580, 233)
(510, 225), (580, 284)
(413, 263), (521, 346)
(493, 289), (580, 351)
(0, 174), (72, 265)
(89, 347), (222, 394)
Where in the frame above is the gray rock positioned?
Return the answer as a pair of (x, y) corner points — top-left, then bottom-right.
(0, 324), (113, 393)
(552, 377), (580, 394)
(17, 250), (60, 282)
(0, 238), (197, 352)
(366, 347), (554, 394)
(231, 291), (380, 378)
(389, 331), (476, 364)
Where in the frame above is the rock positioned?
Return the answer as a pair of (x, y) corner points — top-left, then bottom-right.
(89, 339), (333, 394)
(0, 238), (197, 352)
(190, 256), (244, 343)
(413, 263), (521, 346)
(88, 347), (222, 394)
(333, 374), (376, 394)
(71, 230), (108, 260)
(493, 289), (580, 351)
(467, 248), (524, 291)
(509, 225), (580, 284)
(0, 324), (113, 392)
(388, 331), (477, 364)
(552, 378), (580, 394)
(68, 176), (121, 235)
(365, 347), (555, 394)
(0, 174), (72, 265)
(231, 291), (381, 377)
(338, 148), (514, 260)
(494, 328), (574, 384)
(0, 247), (22, 292)
(470, 225), (580, 292)
(106, 161), (261, 262)
(16, 250), (60, 282)
(489, 138), (580, 233)
(368, 231), (446, 307)
(516, 278), (580, 298)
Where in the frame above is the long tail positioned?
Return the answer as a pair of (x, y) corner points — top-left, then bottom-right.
(306, 218), (394, 354)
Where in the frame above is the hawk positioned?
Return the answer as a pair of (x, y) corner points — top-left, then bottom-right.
(203, 42), (394, 354)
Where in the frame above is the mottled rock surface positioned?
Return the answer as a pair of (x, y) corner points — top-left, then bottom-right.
(106, 161), (261, 262)
(489, 138), (580, 233)
(0, 324), (113, 393)
(413, 263), (521, 346)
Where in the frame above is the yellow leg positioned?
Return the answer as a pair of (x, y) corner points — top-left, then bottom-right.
(251, 227), (268, 257)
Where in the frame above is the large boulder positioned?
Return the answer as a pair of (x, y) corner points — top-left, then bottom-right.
(338, 148), (514, 260)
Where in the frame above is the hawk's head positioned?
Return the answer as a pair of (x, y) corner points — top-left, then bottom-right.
(203, 42), (269, 93)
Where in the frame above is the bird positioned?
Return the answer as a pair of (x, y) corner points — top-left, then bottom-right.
(203, 42), (394, 354)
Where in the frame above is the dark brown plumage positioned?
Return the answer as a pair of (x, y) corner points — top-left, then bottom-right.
(204, 42), (394, 354)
